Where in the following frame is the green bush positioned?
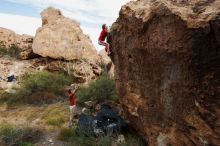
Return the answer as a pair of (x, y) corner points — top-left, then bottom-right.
(58, 127), (97, 146)
(22, 71), (71, 95)
(76, 76), (118, 105)
(0, 45), (21, 58)
(0, 124), (22, 145)
(58, 128), (76, 141)
(19, 142), (35, 146)
(0, 47), (7, 55)
(6, 71), (72, 105)
(0, 124), (41, 146)
(97, 137), (114, 146)
(8, 44), (21, 58)
(0, 92), (10, 104)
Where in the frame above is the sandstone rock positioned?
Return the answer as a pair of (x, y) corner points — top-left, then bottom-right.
(0, 27), (37, 60)
(0, 28), (16, 48)
(73, 61), (102, 83)
(33, 7), (100, 63)
(99, 49), (114, 77)
(17, 34), (36, 60)
(110, 0), (220, 145)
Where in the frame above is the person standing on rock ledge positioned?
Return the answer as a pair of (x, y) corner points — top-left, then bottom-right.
(68, 88), (78, 128)
(98, 24), (111, 55)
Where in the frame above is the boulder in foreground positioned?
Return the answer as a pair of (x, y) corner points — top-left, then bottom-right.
(110, 0), (220, 145)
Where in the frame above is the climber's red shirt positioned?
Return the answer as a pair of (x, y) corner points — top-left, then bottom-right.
(99, 29), (107, 41)
(69, 93), (76, 106)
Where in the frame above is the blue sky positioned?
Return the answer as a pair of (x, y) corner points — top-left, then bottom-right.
(0, 0), (130, 51)
(0, 1), (39, 17)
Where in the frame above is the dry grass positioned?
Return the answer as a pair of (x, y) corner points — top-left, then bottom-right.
(0, 102), (69, 129)
(42, 103), (69, 127)
(0, 123), (42, 146)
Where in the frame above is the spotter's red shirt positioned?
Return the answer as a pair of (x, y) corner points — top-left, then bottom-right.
(69, 93), (76, 106)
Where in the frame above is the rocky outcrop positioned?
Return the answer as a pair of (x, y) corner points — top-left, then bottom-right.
(17, 34), (36, 60)
(31, 58), (102, 84)
(33, 7), (100, 63)
(0, 28), (16, 48)
(99, 49), (114, 77)
(0, 56), (102, 90)
(110, 0), (220, 145)
(0, 28), (36, 59)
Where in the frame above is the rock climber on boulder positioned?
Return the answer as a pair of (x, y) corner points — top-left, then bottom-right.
(98, 24), (111, 55)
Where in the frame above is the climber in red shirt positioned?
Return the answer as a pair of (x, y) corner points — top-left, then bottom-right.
(98, 24), (111, 55)
(68, 88), (77, 127)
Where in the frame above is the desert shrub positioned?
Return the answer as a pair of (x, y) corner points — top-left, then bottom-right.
(0, 45), (21, 58)
(19, 142), (35, 146)
(22, 71), (71, 95)
(97, 136), (114, 146)
(0, 92), (10, 104)
(7, 44), (21, 58)
(6, 71), (71, 105)
(58, 127), (96, 146)
(58, 128), (76, 141)
(0, 47), (7, 55)
(76, 76), (118, 105)
(0, 124), (42, 146)
(0, 124), (22, 145)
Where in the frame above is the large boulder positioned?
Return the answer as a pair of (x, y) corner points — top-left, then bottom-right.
(0, 27), (36, 59)
(110, 0), (220, 145)
(33, 7), (100, 63)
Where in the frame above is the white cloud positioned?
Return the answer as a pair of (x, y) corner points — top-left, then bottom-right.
(61, 9), (110, 25)
(5, 0), (130, 24)
(0, 13), (41, 35)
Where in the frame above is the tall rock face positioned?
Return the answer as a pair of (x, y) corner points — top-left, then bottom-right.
(33, 7), (100, 63)
(110, 0), (220, 145)
(0, 27), (36, 59)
